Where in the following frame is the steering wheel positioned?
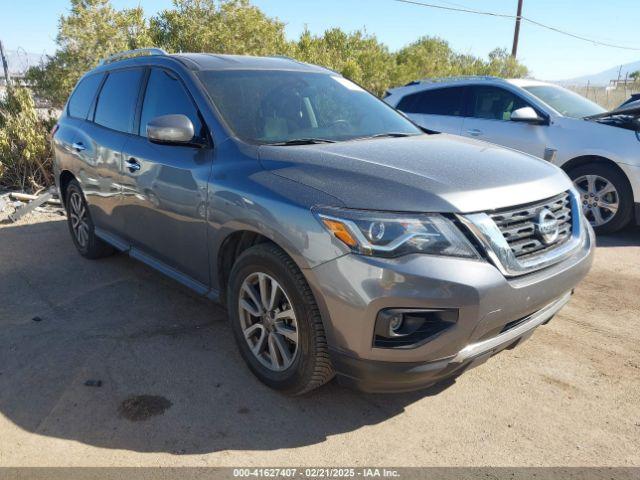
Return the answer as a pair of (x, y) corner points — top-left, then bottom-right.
(328, 119), (351, 133)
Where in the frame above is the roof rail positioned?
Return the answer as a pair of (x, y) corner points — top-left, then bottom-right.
(269, 55), (295, 60)
(267, 54), (338, 73)
(99, 48), (168, 66)
(409, 75), (505, 86)
(268, 55), (312, 67)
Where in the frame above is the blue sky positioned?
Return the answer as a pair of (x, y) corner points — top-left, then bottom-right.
(1, 0), (639, 80)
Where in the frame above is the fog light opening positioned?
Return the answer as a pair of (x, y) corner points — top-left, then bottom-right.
(389, 314), (404, 336)
(374, 308), (458, 348)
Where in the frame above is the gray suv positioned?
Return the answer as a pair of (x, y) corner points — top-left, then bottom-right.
(52, 49), (594, 394)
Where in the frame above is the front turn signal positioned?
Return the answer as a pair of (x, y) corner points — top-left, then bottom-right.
(321, 218), (358, 248)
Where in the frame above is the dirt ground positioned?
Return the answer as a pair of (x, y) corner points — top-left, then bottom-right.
(0, 211), (638, 467)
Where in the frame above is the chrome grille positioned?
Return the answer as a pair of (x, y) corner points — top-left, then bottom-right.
(490, 192), (572, 259)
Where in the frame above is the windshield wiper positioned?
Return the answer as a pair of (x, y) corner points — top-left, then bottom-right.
(355, 132), (421, 140)
(267, 138), (337, 146)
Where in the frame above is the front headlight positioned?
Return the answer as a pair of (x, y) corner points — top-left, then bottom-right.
(314, 207), (479, 258)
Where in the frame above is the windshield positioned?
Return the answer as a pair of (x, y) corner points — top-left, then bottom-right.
(523, 85), (606, 118)
(198, 70), (422, 144)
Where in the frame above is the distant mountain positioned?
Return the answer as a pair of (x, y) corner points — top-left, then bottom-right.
(1, 50), (47, 78)
(556, 60), (640, 86)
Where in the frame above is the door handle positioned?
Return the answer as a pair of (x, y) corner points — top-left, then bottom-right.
(466, 129), (483, 137)
(71, 142), (86, 152)
(125, 158), (141, 172)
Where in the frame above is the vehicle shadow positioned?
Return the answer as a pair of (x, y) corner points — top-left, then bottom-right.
(0, 219), (446, 455)
(595, 224), (640, 248)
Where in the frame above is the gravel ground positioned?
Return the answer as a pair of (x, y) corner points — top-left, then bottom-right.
(0, 211), (638, 467)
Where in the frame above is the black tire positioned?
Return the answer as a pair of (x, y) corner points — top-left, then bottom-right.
(227, 243), (334, 395)
(65, 180), (115, 259)
(567, 162), (633, 234)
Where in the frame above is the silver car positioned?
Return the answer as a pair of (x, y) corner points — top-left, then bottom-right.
(53, 50), (594, 394)
(385, 77), (640, 233)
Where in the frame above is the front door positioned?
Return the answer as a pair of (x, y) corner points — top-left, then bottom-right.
(461, 85), (550, 158)
(121, 67), (211, 286)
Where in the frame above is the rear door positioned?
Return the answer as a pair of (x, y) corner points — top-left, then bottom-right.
(396, 86), (466, 134)
(120, 67), (211, 286)
(54, 73), (109, 223)
(83, 67), (145, 235)
(461, 85), (550, 157)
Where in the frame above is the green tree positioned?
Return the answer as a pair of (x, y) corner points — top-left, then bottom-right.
(394, 37), (528, 86)
(290, 28), (395, 97)
(630, 70), (640, 81)
(27, 0), (529, 106)
(26, 0), (152, 107)
(482, 48), (528, 78)
(0, 87), (55, 191)
(394, 37), (459, 84)
(151, 0), (287, 55)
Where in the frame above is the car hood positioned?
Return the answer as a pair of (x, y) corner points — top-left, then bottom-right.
(258, 134), (572, 213)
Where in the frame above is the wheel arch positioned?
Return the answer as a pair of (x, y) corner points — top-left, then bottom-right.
(217, 230), (272, 305)
(58, 170), (77, 208)
(214, 228), (335, 345)
(561, 155), (634, 202)
(216, 229), (318, 303)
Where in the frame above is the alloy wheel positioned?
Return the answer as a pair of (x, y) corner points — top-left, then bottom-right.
(573, 174), (619, 227)
(69, 191), (89, 248)
(238, 272), (299, 372)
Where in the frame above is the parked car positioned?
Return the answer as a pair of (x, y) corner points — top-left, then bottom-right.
(618, 93), (640, 108)
(385, 77), (640, 233)
(52, 50), (594, 394)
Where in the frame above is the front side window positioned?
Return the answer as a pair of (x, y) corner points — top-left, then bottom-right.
(67, 73), (104, 119)
(198, 70), (421, 144)
(397, 87), (465, 116)
(94, 68), (143, 133)
(523, 85), (605, 118)
(140, 69), (203, 138)
(469, 86), (529, 121)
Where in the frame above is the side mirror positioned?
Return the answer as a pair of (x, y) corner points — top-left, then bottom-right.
(510, 106), (544, 124)
(147, 114), (196, 145)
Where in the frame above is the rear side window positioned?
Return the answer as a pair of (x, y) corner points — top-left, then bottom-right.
(397, 87), (465, 116)
(94, 68), (143, 133)
(67, 73), (104, 119)
(140, 68), (202, 138)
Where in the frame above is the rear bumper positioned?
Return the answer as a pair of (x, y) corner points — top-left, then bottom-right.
(331, 292), (570, 393)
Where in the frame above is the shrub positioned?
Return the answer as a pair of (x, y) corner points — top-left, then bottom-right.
(0, 86), (55, 192)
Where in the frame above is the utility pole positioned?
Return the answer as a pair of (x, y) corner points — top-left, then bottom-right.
(511, 0), (524, 58)
(0, 39), (11, 86)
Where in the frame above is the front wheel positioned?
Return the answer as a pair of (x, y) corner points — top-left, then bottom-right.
(567, 163), (633, 234)
(227, 243), (334, 395)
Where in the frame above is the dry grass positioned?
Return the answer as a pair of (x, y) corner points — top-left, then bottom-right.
(567, 84), (639, 110)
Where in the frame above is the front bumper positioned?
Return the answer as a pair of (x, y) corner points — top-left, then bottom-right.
(306, 222), (594, 393)
(331, 292), (570, 392)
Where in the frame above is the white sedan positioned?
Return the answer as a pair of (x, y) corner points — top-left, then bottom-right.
(385, 77), (640, 233)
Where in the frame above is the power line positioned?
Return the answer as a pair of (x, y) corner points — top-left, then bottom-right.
(392, 0), (640, 52)
(523, 17), (640, 51)
(393, 0), (513, 19)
